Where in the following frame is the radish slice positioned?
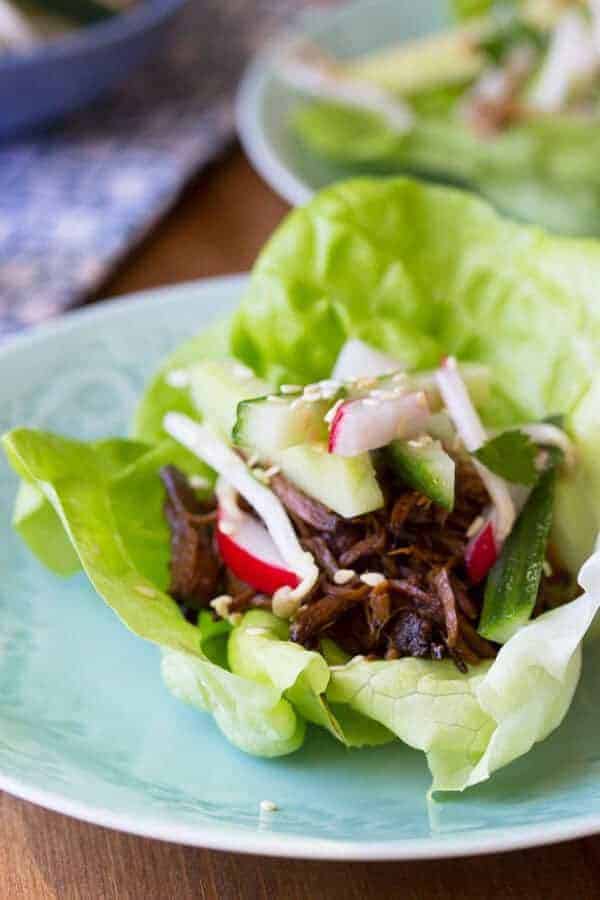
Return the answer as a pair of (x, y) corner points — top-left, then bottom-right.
(164, 413), (318, 611)
(465, 519), (497, 584)
(277, 41), (413, 134)
(435, 357), (515, 545)
(215, 481), (299, 595)
(332, 339), (405, 380)
(328, 391), (429, 457)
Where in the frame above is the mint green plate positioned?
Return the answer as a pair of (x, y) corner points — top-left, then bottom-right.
(1, 276), (600, 859)
(237, 0), (456, 206)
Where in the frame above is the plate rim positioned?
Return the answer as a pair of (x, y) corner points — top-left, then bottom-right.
(1, 276), (600, 859)
(236, 52), (313, 207)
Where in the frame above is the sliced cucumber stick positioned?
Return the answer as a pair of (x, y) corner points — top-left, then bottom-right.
(275, 443), (384, 518)
(386, 439), (455, 510)
(478, 453), (559, 644)
(233, 393), (330, 456)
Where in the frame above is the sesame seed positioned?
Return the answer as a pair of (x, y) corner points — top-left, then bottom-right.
(218, 520), (237, 536)
(264, 465), (281, 479)
(259, 800), (278, 813)
(543, 560), (553, 577)
(324, 398), (344, 424)
(210, 595), (233, 618)
(246, 627), (269, 636)
(272, 586), (300, 619)
(247, 453), (259, 468)
(360, 572), (386, 587)
(280, 383), (302, 394)
(165, 369), (190, 389)
(357, 377), (377, 390)
(189, 474), (210, 490)
(373, 389), (400, 401)
(466, 515), (485, 539)
(333, 569), (356, 585)
(290, 398), (305, 410)
(136, 584), (156, 598)
(303, 388), (322, 402)
(407, 435), (434, 449)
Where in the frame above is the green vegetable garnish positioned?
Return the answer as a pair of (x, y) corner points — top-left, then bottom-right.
(474, 429), (538, 485)
(479, 449), (561, 644)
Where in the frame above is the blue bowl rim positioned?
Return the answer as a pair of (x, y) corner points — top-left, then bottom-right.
(0, 0), (188, 72)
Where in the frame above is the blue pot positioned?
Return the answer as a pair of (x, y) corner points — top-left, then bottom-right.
(0, 0), (188, 139)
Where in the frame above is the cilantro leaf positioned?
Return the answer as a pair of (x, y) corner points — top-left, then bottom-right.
(474, 430), (538, 485)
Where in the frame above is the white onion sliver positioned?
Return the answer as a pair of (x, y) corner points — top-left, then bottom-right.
(435, 357), (515, 542)
(164, 413), (318, 597)
(529, 10), (598, 113)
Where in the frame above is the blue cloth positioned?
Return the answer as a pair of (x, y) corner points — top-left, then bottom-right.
(0, 0), (306, 338)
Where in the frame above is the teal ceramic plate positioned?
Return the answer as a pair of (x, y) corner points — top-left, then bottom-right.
(237, 0), (454, 206)
(1, 276), (600, 859)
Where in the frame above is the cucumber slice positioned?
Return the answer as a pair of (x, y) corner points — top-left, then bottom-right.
(345, 22), (488, 95)
(233, 393), (331, 456)
(275, 443), (384, 518)
(478, 452), (559, 644)
(386, 439), (455, 510)
(189, 360), (269, 438)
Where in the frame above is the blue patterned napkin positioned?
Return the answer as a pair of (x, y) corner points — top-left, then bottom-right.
(0, 0), (310, 339)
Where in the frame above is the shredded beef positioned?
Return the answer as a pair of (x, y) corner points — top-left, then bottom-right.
(162, 450), (571, 670)
(271, 473), (340, 531)
(160, 466), (220, 611)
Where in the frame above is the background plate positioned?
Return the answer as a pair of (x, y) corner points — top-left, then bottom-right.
(237, 0), (454, 206)
(1, 276), (600, 859)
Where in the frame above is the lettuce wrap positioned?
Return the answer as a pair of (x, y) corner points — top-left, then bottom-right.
(4, 177), (600, 792)
(286, 1), (600, 237)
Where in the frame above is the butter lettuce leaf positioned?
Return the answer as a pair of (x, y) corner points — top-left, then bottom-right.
(228, 610), (394, 747)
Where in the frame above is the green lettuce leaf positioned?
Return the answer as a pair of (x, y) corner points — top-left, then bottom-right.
(232, 177), (600, 571)
(1, 428), (306, 758)
(228, 610), (394, 747)
(327, 548), (600, 790)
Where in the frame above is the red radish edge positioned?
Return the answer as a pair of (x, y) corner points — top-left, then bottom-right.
(216, 511), (300, 595)
(465, 521), (497, 584)
(327, 404), (345, 453)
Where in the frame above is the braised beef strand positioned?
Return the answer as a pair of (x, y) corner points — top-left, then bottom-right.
(160, 466), (221, 612)
(162, 458), (571, 670)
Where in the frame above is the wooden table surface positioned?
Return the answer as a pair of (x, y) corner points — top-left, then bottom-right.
(3, 147), (599, 899)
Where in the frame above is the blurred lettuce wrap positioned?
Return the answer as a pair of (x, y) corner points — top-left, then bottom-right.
(287, 2), (600, 236)
(4, 177), (600, 792)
